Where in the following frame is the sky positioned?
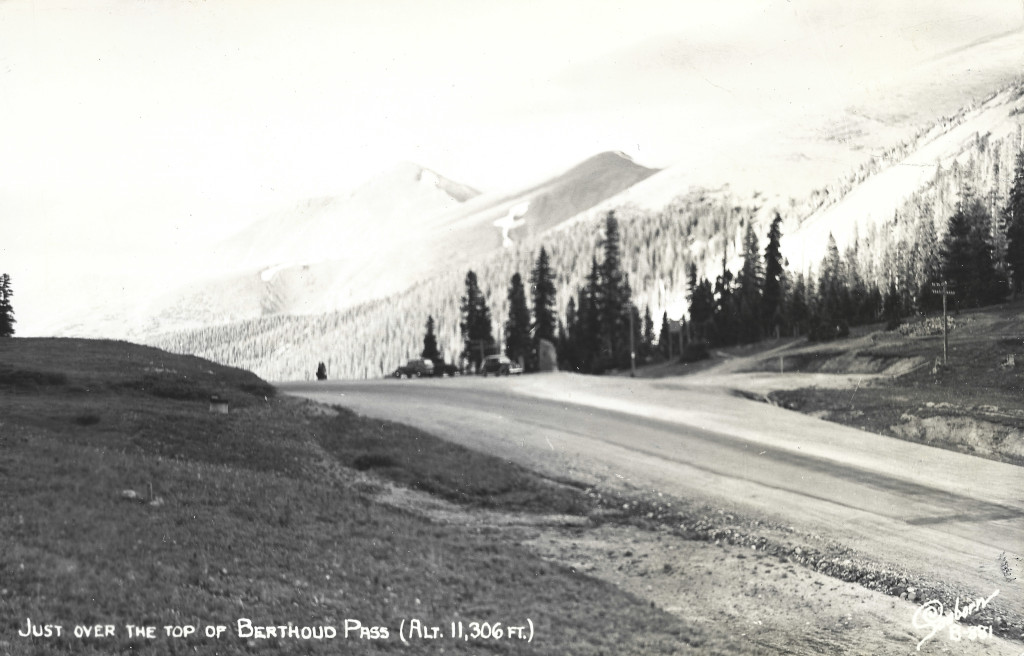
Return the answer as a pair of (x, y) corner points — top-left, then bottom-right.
(1, 0), (1022, 334)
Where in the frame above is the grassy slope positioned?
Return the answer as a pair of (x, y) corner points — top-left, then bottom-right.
(0, 338), (751, 655)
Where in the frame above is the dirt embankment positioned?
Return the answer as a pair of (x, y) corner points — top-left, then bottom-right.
(890, 403), (1024, 463)
(746, 349), (927, 377)
(722, 308), (1024, 466)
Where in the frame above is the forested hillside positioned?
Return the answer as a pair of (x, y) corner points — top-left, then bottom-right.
(150, 196), (722, 380)
(152, 83), (1024, 381)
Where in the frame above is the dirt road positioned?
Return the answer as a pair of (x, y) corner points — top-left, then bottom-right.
(281, 372), (1023, 635)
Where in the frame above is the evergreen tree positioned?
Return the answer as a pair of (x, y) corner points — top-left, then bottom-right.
(568, 258), (602, 373)
(941, 190), (1002, 307)
(627, 302), (642, 368)
(504, 273), (532, 369)
(787, 272), (810, 337)
(0, 274), (14, 338)
(584, 257), (603, 371)
(883, 280), (901, 330)
(460, 270), (493, 370)
(560, 297), (578, 370)
(598, 211), (630, 367)
(686, 262), (698, 311)
(421, 315), (441, 361)
(713, 270), (736, 346)
(811, 234), (849, 341)
(530, 246), (557, 345)
(913, 210), (943, 311)
(658, 311), (671, 359)
(762, 213), (784, 336)
(1005, 149), (1024, 295)
(736, 221), (763, 343)
(642, 305), (655, 360)
(843, 244), (872, 324)
(689, 277), (715, 342)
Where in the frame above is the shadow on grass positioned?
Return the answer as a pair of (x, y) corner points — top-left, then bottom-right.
(317, 406), (592, 515)
(0, 365), (68, 391)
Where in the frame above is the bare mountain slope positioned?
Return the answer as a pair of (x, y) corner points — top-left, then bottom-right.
(425, 151), (659, 272)
(785, 86), (1024, 272)
(113, 152), (658, 337)
(213, 161), (479, 275)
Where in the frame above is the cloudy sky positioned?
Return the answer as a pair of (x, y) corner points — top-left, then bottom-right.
(1, 0), (1021, 334)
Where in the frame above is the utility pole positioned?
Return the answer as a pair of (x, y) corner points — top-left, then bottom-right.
(942, 281), (948, 366)
(930, 281), (956, 365)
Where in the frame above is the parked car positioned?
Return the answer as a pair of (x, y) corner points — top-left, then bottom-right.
(480, 354), (523, 376)
(392, 358), (435, 378)
(431, 359), (461, 377)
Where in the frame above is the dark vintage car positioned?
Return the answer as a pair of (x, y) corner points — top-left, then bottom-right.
(432, 360), (461, 377)
(392, 358), (435, 378)
(480, 354), (523, 376)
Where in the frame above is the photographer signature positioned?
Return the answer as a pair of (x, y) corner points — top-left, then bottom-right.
(911, 589), (1000, 651)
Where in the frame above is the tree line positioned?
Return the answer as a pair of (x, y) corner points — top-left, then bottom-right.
(684, 145), (1024, 350)
(438, 141), (1024, 374)
(440, 212), (653, 374)
(448, 243), (560, 372)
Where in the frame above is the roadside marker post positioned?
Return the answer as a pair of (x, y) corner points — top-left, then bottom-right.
(929, 281), (956, 366)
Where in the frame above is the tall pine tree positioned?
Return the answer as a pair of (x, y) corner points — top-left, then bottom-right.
(505, 273), (532, 368)
(689, 277), (715, 342)
(0, 274), (14, 338)
(598, 211), (630, 368)
(642, 305), (655, 360)
(658, 310), (671, 359)
(713, 270), (736, 346)
(812, 234), (849, 341)
(559, 299), (577, 370)
(787, 272), (810, 337)
(421, 315), (440, 361)
(762, 213), (784, 336)
(567, 258), (602, 373)
(460, 270), (493, 370)
(736, 221), (763, 344)
(530, 246), (557, 345)
(941, 190), (1002, 307)
(1004, 149), (1024, 295)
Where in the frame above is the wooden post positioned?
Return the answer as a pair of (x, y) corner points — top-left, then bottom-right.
(930, 281), (954, 367)
(941, 281), (948, 366)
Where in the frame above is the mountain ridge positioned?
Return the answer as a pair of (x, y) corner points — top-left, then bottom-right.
(68, 151), (660, 340)
(150, 80), (1024, 381)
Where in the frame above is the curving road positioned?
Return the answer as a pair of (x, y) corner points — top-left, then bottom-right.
(280, 372), (1024, 618)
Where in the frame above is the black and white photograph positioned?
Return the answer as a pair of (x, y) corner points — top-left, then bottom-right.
(2, 1), (1024, 654)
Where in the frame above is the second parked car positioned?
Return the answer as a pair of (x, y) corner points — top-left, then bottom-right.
(480, 354), (523, 376)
